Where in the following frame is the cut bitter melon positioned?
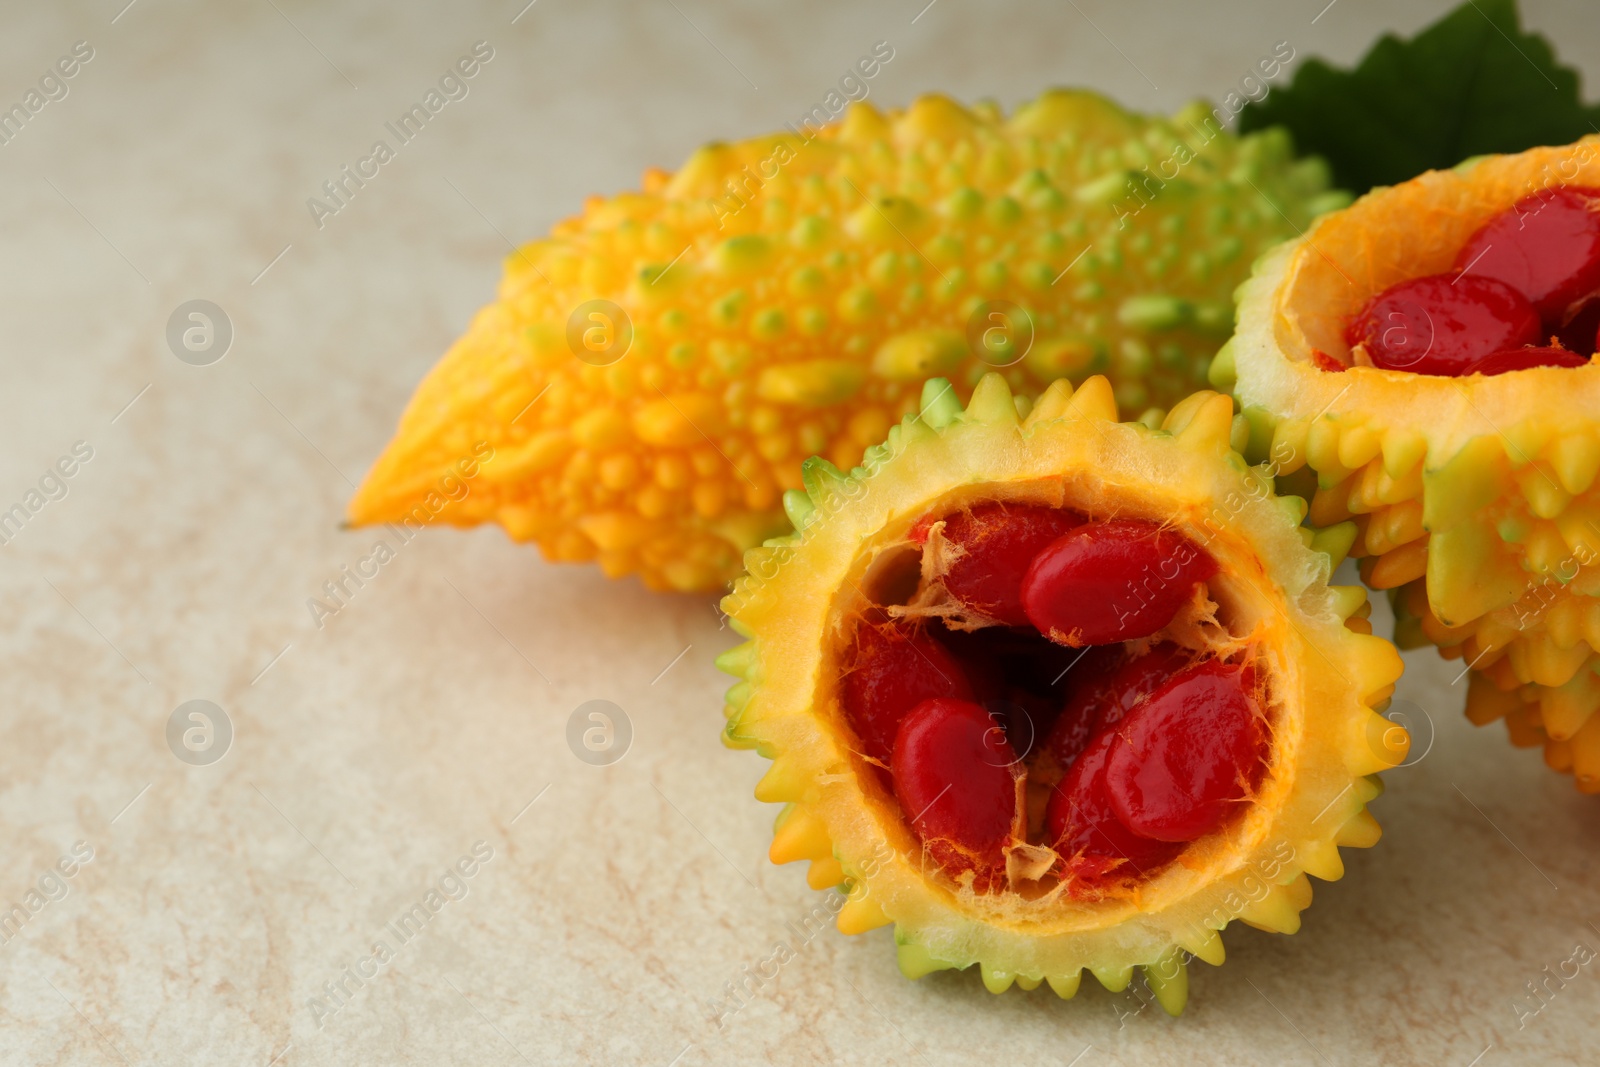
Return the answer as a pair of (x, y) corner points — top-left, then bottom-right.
(348, 89), (1344, 592)
(1216, 138), (1600, 788)
(718, 372), (1404, 1011)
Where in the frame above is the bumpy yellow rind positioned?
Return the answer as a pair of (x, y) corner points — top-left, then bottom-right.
(1217, 138), (1600, 786)
(349, 89), (1344, 592)
(719, 373), (1405, 1013)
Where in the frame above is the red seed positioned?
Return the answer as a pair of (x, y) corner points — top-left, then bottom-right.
(937, 626), (1074, 752)
(1032, 646), (1120, 785)
(935, 503), (1083, 626)
(1021, 520), (1217, 646)
(1034, 642), (1190, 785)
(1045, 727), (1181, 880)
(1455, 186), (1600, 319)
(841, 621), (973, 766)
(1465, 345), (1592, 376)
(1104, 661), (1267, 843)
(891, 698), (1021, 889)
(1346, 274), (1542, 375)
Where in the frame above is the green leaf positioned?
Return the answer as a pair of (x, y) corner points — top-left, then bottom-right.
(1239, 0), (1600, 193)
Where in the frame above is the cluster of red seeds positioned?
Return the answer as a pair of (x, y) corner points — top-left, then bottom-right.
(1346, 186), (1600, 375)
(840, 503), (1270, 896)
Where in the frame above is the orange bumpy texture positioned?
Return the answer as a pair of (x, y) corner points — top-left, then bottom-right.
(349, 90), (1342, 591)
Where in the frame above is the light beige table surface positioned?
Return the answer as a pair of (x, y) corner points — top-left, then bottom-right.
(4, 1), (1600, 1064)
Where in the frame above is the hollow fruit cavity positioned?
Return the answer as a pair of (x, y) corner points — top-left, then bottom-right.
(1343, 185), (1600, 376)
(838, 499), (1272, 899)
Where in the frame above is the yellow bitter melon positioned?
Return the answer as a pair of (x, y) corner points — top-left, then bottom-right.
(349, 90), (1344, 592)
(1215, 138), (1600, 789)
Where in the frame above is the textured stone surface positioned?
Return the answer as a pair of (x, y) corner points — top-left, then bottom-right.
(1, 1), (1598, 1064)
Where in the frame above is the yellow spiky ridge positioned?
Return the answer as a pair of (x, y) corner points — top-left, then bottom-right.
(1217, 138), (1600, 786)
(348, 89), (1345, 592)
(717, 372), (1404, 1013)
(1391, 577), (1600, 790)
